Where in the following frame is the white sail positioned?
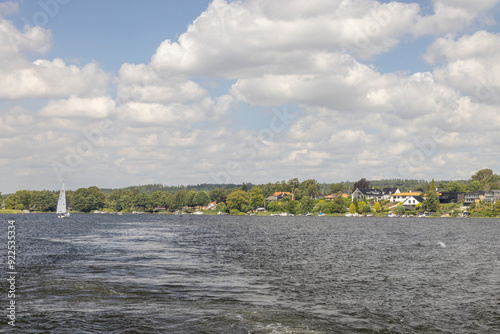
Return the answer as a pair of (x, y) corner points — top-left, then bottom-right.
(57, 184), (67, 214)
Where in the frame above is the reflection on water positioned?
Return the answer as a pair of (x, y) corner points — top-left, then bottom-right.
(1, 214), (499, 333)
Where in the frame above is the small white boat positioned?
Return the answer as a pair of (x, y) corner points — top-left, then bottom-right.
(57, 183), (70, 218)
(192, 211), (203, 215)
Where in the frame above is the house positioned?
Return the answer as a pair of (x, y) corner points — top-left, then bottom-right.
(484, 190), (500, 203)
(352, 188), (400, 202)
(390, 191), (421, 203)
(266, 192), (293, 201)
(464, 191), (486, 206)
(402, 196), (425, 210)
(439, 192), (465, 204)
(325, 193), (349, 201)
(273, 192), (292, 200)
(380, 188), (400, 200)
(205, 202), (217, 210)
(154, 206), (166, 212)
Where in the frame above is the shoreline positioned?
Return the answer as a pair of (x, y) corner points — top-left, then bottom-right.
(1, 210), (498, 219)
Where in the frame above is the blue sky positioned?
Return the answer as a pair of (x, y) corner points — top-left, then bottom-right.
(14, 0), (213, 71)
(1, 0), (500, 193)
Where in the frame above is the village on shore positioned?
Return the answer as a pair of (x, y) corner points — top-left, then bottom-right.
(2, 169), (500, 218)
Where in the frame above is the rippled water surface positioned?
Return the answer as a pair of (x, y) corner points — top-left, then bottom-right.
(1, 214), (499, 333)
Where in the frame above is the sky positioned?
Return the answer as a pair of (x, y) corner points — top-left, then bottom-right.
(1, 0), (500, 193)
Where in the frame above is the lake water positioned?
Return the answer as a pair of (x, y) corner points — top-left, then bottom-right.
(1, 214), (499, 333)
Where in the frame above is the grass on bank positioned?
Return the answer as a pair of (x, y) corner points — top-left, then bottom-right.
(0, 209), (23, 214)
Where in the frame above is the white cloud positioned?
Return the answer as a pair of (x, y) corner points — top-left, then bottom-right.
(413, 0), (500, 36)
(0, 18), (51, 58)
(0, 18), (110, 100)
(3, 0), (500, 192)
(150, 0), (420, 77)
(117, 63), (208, 104)
(424, 30), (500, 104)
(40, 96), (117, 119)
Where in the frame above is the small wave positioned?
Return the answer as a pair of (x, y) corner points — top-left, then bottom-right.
(437, 241), (446, 248)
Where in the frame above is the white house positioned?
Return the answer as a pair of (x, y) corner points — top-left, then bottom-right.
(402, 195), (425, 209)
(351, 188), (400, 202)
(390, 191), (422, 203)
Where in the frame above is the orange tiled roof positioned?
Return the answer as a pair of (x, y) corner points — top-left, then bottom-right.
(390, 192), (422, 196)
(273, 192), (292, 197)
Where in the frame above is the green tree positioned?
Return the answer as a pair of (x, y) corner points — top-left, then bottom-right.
(15, 190), (32, 209)
(423, 191), (440, 212)
(494, 200), (500, 213)
(349, 203), (357, 214)
(119, 194), (133, 211)
(471, 168), (493, 186)
(428, 179), (436, 192)
(466, 180), (482, 192)
(445, 181), (466, 193)
(184, 190), (197, 207)
(193, 191), (210, 207)
(300, 196), (314, 213)
(328, 183), (343, 194)
(395, 203), (405, 215)
(31, 190), (57, 212)
(108, 189), (122, 203)
(5, 194), (18, 210)
(331, 192), (347, 213)
(267, 201), (281, 212)
(150, 191), (167, 208)
(362, 204), (372, 213)
(250, 188), (265, 208)
(173, 189), (188, 209)
(352, 196), (359, 209)
(134, 193), (151, 210)
(374, 202), (381, 213)
(209, 188), (227, 203)
(72, 187), (106, 212)
(286, 200), (299, 214)
(164, 193), (175, 211)
(301, 179), (320, 198)
(226, 190), (250, 212)
(216, 202), (227, 213)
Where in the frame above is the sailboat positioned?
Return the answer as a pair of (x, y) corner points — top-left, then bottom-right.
(57, 184), (70, 218)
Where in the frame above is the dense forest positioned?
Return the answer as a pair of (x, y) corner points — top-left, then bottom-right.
(2, 169), (499, 217)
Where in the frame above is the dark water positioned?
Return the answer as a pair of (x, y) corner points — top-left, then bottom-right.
(1, 214), (499, 333)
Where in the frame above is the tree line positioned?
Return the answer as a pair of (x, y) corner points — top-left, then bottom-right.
(2, 169), (498, 214)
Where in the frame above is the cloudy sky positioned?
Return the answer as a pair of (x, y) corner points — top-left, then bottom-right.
(1, 0), (500, 193)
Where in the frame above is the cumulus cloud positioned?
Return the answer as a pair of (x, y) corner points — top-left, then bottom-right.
(413, 0), (500, 35)
(150, 0), (420, 77)
(0, 18), (110, 100)
(3, 0), (500, 192)
(40, 96), (117, 119)
(424, 30), (500, 104)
